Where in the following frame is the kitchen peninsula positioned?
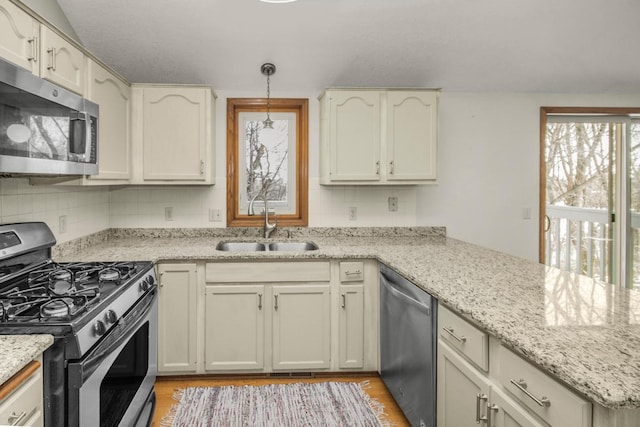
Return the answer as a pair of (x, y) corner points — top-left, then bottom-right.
(50, 226), (640, 426)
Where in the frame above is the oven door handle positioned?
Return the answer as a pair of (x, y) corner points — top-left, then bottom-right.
(76, 290), (156, 383)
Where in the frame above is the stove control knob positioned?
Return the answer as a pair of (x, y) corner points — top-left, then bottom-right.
(105, 310), (117, 323)
(94, 320), (107, 336)
(140, 275), (155, 292)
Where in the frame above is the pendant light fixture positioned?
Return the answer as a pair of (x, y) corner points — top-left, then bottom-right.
(261, 63), (276, 130)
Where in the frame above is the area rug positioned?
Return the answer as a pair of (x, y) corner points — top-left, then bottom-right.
(161, 381), (389, 427)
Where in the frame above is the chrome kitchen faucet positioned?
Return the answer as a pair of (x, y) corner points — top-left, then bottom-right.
(248, 192), (277, 238)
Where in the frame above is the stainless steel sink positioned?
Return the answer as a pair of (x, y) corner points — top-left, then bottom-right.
(215, 242), (266, 251)
(215, 241), (319, 252)
(267, 241), (319, 251)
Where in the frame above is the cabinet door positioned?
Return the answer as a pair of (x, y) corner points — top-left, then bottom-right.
(85, 59), (131, 180)
(0, 0), (39, 73)
(490, 387), (545, 427)
(272, 284), (331, 370)
(338, 284), (364, 368)
(157, 263), (197, 373)
(328, 91), (381, 181)
(386, 91), (437, 181)
(39, 26), (84, 94)
(437, 341), (492, 427)
(204, 285), (265, 371)
(142, 87), (207, 181)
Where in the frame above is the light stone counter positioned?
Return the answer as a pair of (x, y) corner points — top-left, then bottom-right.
(0, 335), (53, 385)
(53, 227), (640, 411)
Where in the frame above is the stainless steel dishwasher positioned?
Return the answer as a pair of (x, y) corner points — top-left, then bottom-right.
(380, 263), (437, 427)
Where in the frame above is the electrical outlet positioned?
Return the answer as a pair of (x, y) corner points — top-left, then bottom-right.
(59, 215), (67, 233)
(209, 208), (222, 222)
(165, 207), (174, 221)
(388, 196), (398, 212)
(349, 207), (357, 221)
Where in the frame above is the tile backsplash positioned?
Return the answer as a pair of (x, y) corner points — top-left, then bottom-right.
(0, 177), (418, 242)
(0, 178), (110, 243)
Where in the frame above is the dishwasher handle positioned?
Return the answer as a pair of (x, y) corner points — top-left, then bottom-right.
(381, 275), (431, 316)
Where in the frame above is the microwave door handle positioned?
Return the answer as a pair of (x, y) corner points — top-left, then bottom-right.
(69, 112), (88, 155)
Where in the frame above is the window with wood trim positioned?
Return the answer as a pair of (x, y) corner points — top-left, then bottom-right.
(226, 98), (308, 227)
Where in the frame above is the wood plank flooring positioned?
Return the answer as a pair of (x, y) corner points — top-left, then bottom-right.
(151, 374), (410, 426)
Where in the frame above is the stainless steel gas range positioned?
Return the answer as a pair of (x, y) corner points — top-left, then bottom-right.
(0, 222), (158, 427)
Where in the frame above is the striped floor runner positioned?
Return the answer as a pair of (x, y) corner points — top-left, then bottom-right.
(161, 381), (389, 427)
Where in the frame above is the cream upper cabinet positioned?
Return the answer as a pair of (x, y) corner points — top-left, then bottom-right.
(320, 88), (438, 185)
(0, 1), (84, 94)
(0, 0), (39, 73)
(323, 90), (382, 182)
(85, 59), (131, 182)
(131, 85), (215, 185)
(39, 26), (84, 94)
(157, 263), (198, 374)
(386, 91), (437, 181)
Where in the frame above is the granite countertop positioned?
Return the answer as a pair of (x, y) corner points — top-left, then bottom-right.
(0, 335), (54, 385)
(53, 227), (640, 410)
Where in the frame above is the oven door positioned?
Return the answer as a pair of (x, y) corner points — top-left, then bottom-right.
(67, 290), (158, 427)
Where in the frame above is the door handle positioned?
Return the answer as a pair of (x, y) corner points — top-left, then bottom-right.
(341, 293), (346, 309)
(476, 393), (488, 424)
(274, 294), (278, 310)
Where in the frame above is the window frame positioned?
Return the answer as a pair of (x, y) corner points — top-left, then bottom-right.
(226, 98), (308, 227)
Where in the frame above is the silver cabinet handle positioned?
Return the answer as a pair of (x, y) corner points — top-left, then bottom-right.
(510, 379), (551, 407)
(476, 393), (488, 424)
(258, 293), (262, 310)
(341, 293), (346, 309)
(28, 37), (38, 62)
(8, 411), (27, 426)
(443, 327), (467, 343)
(47, 47), (56, 71)
(375, 160), (380, 175)
(487, 404), (498, 427)
(345, 270), (361, 276)
(159, 271), (164, 288)
(389, 160), (394, 174)
(274, 294), (278, 310)
(200, 160), (204, 174)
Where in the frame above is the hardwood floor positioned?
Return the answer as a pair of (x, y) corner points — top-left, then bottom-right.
(151, 374), (410, 426)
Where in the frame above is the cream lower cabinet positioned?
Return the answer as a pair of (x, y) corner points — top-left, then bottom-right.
(203, 259), (377, 374)
(204, 261), (332, 373)
(204, 285), (265, 371)
(438, 305), (591, 427)
(438, 342), (544, 427)
(0, 360), (43, 427)
(157, 263), (198, 373)
(272, 284), (331, 370)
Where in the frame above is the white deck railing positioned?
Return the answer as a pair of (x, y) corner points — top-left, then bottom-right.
(545, 205), (640, 286)
(545, 205), (611, 282)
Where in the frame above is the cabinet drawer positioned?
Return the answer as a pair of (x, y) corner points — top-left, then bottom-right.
(339, 262), (364, 282)
(206, 261), (331, 283)
(0, 362), (43, 426)
(497, 345), (591, 427)
(438, 305), (488, 371)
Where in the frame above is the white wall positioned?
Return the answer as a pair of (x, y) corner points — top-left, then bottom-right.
(417, 92), (640, 261)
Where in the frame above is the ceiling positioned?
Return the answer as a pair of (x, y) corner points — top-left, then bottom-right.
(57, 0), (640, 93)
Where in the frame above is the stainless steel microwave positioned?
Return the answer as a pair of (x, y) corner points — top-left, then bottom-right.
(0, 56), (98, 176)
